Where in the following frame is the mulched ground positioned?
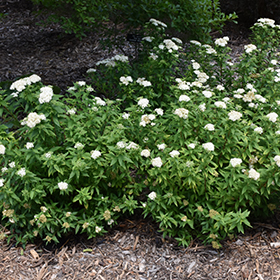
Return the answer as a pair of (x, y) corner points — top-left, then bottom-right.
(1, 1), (280, 279)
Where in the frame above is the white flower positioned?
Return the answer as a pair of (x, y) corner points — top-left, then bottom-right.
(271, 60), (278, 65)
(0, 179), (4, 187)
(26, 142), (34, 149)
(186, 161), (194, 167)
(91, 150), (101, 159)
(17, 168), (26, 177)
(77, 81), (86, 86)
(172, 37), (182, 44)
(174, 108), (189, 119)
(1, 167), (8, 173)
(196, 72), (209, 83)
(244, 44), (257, 54)
(95, 226), (102, 233)
(11, 92), (19, 97)
(23, 112), (46, 128)
(204, 123), (215, 131)
(274, 155), (280, 167)
(155, 108), (163, 116)
(126, 142), (139, 150)
(136, 78), (152, 87)
(40, 206), (47, 213)
(138, 98), (149, 109)
(157, 143), (166, 150)
(163, 39), (179, 51)
(120, 76), (133, 85)
(257, 18), (275, 27)
(230, 158), (242, 167)
(202, 90), (213, 98)
(9, 162), (15, 168)
(214, 37), (229, 47)
(214, 101), (226, 109)
(67, 109), (76, 115)
(188, 143), (196, 149)
(74, 143), (84, 149)
(248, 168), (260, 180)
(169, 150), (180, 157)
(276, 130), (280, 135)
(141, 149), (150, 158)
(178, 81), (190, 90)
(122, 113), (130, 119)
(266, 112), (278, 122)
(29, 74), (41, 83)
(86, 68), (96, 73)
(179, 95), (190, 102)
(117, 141), (126, 149)
(44, 152), (52, 158)
(39, 86), (53, 104)
(107, 219), (114, 225)
(216, 85), (225, 91)
(149, 53), (158, 60)
(58, 182), (68, 190)
(236, 88), (245, 94)
(148, 191), (157, 200)
(190, 40), (201, 46)
(198, 103), (206, 112)
(0, 144), (5, 155)
(95, 97), (106, 106)
(191, 81), (203, 88)
(202, 142), (215, 151)
(254, 127), (263, 134)
(143, 36), (154, 42)
(192, 62), (200, 70)
(149, 18), (167, 28)
(228, 110), (242, 121)
(151, 157), (163, 167)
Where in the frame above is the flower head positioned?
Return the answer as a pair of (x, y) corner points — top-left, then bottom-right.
(120, 76), (133, 85)
(26, 142), (34, 149)
(230, 158), (242, 167)
(266, 112), (278, 122)
(58, 182), (68, 190)
(151, 157), (163, 167)
(17, 168), (26, 177)
(141, 149), (150, 158)
(202, 142), (215, 151)
(204, 124), (215, 131)
(138, 98), (149, 109)
(248, 168), (260, 180)
(179, 95), (191, 102)
(228, 110), (242, 121)
(169, 150), (180, 158)
(174, 108), (189, 119)
(39, 86), (53, 104)
(91, 150), (101, 159)
(148, 191), (157, 200)
(214, 36), (229, 47)
(0, 145), (5, 155)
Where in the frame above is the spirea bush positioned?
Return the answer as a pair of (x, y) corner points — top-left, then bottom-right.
(1, 18), (280, 248)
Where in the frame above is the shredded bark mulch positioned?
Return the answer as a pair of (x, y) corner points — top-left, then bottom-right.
(1, 1), (280, 279)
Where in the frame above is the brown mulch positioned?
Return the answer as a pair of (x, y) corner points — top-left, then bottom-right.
(1, 1), (280, 279)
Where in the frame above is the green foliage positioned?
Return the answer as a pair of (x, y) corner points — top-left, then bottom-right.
(31, 0), (236, 42)
(1, 17), (280, 248)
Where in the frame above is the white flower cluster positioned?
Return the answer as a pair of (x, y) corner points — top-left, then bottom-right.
(86, 68), (96, 73)
(149, 52), (158, 60)
(202, 90), (213, 98)
(248, 168), (260, 180)
(255, 18), (275, 28)
(126, 142), (139, 150)
(274, 155), (280, 167)
(136, 78), (152, 87)
(149, 18), (167, 28)
(254, 127), (263, 134)
(141, 149), (150, 158)
(216, 85), (225, 91)
(188, 143), (196, 149)
(26, 142), (34, 149)
(17, 168), (26, 177)
(190, 40), (201, 46)
(138, 98), (149, 109)
(244, 44), (257, 54)
(274, 69), (280, 82)
(139, 114), (156, 127)
(21, 112), (46, 128)
(202, 142), (215, 151)
(214, 101), (227, 109)
(39, 86), (53, 104)
(176, 78), (190, 90)
(96, 54), (129, 67)
(91, 150), (101, 159)
(204, 123), (215, 131)
(169, 150), (180, 157)
(67, 108), (76, 115)
(0, 144), (5, 155)
(58, 182), (68, 190)
(95, 226), (102, 233)
(148, 191), (157, 200)
(198, 103), (206, 112)
(230, 158), (242, 167)
(10, 74), (41, 92)
(179, 95), (191, 102)
(192, 61), (200, 70)
(202, 44), (217, 55)
(0, 178), (4, 187)
(94, 97), (106, 106)
(151, 157), (163, 167)
(214, 36), (229, 47)
(142, 36), (154, 42)
(266, 112), (278, 122)
(44, 152), (52, 158)
(120, 76), (133, 86)
(74, 143), (84, 149)
(157, 143), (167, 150)
(159, 39), (179, 52)
(122, 113), (130, 119)
(154, 108), (163, 116)
(116, 141), (126, 149)
(194, 71), (209, 83)
(174, 108), (189, 119)
(228, 110), (242, 121)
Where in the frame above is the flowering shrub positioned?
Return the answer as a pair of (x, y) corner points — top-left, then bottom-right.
(1, 18), (280, 248)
